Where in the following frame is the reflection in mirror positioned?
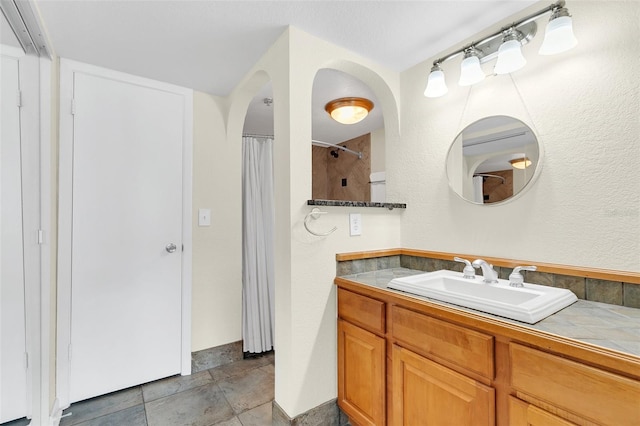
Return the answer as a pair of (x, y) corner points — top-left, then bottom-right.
(311, 69), (385, 202)
(446, 116), (540, 204)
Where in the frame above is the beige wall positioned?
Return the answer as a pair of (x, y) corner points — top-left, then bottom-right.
(191, 91), (242, 351)
(393, 1), (640, 271)
(227, 27), (403, 417)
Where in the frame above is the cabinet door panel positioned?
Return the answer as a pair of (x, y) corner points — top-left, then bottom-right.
(338, 319), (385, 426)
(392, 345), (494, 426)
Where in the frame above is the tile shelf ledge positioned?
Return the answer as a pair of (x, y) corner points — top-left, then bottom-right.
(307, 199), (407, 210)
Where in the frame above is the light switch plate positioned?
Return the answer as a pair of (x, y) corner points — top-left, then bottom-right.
(349, 213), (362, 236)
(198, 208), (211, 226)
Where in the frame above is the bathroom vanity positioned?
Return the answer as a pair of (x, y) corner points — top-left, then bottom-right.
(336, 258), (640, 426)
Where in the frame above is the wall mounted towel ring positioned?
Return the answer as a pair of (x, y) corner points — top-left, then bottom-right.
(304, 208), (337, 237)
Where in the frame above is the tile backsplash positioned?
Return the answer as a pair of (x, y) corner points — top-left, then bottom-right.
(336, 254), (640, 309)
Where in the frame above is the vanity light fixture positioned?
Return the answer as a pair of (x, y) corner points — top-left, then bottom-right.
(424, 64), (448, 97)
(510, 157), (532, 169)
(325, 97), (374, 125)
(494, 28), (527, 75)
(424, 0), (577, 98)
(458, 48), (485, 86)
(539, 6), (578, 55)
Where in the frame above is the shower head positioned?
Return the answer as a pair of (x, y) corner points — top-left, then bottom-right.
(330, 150), (339, 158)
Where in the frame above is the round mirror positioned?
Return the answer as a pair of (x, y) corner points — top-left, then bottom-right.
(446, 116), (541, 205)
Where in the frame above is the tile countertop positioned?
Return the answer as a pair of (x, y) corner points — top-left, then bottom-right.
(340, 268), (640, 357)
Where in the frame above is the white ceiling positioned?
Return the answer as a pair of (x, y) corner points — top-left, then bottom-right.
(31, 0), (536, 141)
(34, 0), (535, 96)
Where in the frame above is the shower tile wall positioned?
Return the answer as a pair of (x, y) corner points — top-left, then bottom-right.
(312, 133), (371, 201)
(312, 145), (329, 199)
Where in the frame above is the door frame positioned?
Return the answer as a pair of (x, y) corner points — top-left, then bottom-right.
(56, 59), (193, 410)
(0, 44), (48, 425)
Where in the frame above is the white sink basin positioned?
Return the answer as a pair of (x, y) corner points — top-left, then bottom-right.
(387, 270), (577, 324)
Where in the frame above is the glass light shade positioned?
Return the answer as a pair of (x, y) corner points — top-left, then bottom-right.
(325, 97), (373, 125)
(458, 55), (485, 86)
(330, 106), (368, 124)
(539, 16), (578, 55)
(510, 157), (532, 169)
(424, 68), (448, 98)
(494, 39), (527, 74)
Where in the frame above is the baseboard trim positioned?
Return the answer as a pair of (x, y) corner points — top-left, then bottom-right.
(49, 398), (62, 426)
(272, 399), (350, 426)
(191, 340), (243, 373)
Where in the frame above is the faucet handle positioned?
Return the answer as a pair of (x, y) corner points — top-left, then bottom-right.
(509, 266), (537, 287)
(454, 257), (476, 279)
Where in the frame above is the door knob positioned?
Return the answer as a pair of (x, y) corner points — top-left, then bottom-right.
(165, 243), (177, 253)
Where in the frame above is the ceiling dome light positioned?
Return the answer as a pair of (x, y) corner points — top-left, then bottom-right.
(510, 157), (532, 169)
(539, 7), (578, 55)
(458, 48), (485, 86)
(494, 28), (527, 75)
(325, 97), (374, 125)
(424, 64), (448, 98)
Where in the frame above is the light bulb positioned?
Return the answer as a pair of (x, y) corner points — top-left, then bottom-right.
(539, 10), (577, 55)
(424, 65), (448, 98)
(458, 51), (485, 86)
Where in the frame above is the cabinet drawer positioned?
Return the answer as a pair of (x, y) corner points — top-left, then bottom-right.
(390, 306), (494, 379)
(338, 288), (385, 335)
(510, 343), (640, 426)
(509, 396), (577, 426)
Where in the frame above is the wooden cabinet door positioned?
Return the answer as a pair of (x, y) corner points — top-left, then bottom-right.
(509, 396), (578, 426)
(338, 319), (386, 426)
(392, 345), (494, 426)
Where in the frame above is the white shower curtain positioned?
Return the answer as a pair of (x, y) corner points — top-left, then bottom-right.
(242, 136), (275, 354)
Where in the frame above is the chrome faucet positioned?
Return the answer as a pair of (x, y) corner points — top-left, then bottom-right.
(472, 259), (499, 284)
(509, 265), (537, 287)
(454, 257), (476, 279)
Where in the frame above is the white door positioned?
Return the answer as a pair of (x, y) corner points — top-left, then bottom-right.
(0, 50), (28, 424)
(58, 60), (192, 404)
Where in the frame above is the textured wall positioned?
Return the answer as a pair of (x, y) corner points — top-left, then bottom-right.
(228, 28), (403, 418)
(191, 91), (242, 351)
(392, 2), (640, 271)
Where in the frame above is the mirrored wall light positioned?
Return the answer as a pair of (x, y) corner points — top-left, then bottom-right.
(539, 7), (577, 55)
(423, 0), (577, 98)
(458, 48), (485, 86)
(424, 64), (448, 98)
(510, 157), (532, 169)
(494, 28), (527, 75)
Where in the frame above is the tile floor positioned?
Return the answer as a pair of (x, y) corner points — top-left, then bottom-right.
(54, 352), (275, 426)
